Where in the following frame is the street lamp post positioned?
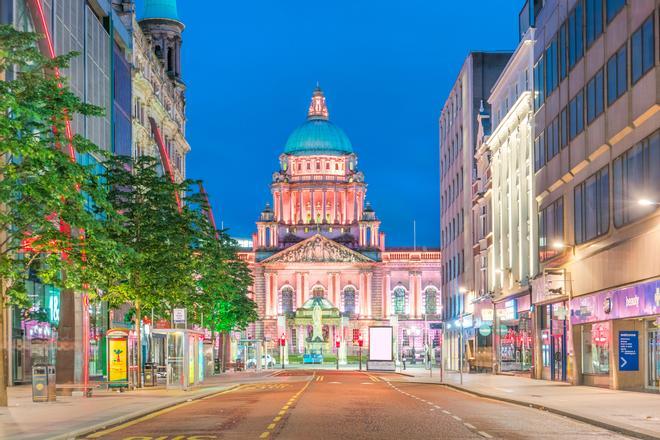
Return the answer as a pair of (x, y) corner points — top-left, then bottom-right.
(335, 335), (341, 371)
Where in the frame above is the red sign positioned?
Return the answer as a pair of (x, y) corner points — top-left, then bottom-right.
(358, 335), (364, 347)
(335, 336), (341, 348)
(280, 333), (286, 347)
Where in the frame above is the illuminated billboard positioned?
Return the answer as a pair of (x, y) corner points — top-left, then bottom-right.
(369, 326), (393, 361)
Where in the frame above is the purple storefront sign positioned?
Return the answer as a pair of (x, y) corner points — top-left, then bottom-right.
(570, 279), (660, 325)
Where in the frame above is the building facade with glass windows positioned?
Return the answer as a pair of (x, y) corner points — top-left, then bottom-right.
(2, 0), (132, 386)
(439, 52), (512, 372)
(531, 0), (659, 391)
(238, 87), (441, 367)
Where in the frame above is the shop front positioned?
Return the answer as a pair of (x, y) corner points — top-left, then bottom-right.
(570, 279), (660, 391)
(494, 294), (533, 375)
(531, 273), (571, 382)
(11, 282), (60, 385)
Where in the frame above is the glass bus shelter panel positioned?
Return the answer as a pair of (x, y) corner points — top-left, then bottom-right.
(167, 332), (184, 388)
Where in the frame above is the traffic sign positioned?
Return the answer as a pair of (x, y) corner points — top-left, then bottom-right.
(173, 308), (186, 324)
(618, 331), (639, 371)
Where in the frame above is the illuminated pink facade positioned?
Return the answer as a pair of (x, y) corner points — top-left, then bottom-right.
(239, 88), (441, 364)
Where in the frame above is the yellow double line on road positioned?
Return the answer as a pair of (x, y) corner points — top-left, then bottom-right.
(258, 374), (314, 439)
(86, 386), (243, 439)
(366, 374), (381, 382)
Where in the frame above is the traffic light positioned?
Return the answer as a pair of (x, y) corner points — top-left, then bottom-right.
(358, 334), (364, 347)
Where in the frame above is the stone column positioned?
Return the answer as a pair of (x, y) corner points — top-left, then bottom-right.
(327, 272), (334, 303)
(303, 272), (309, 302)
(384, 273), (392, 318)
(310, 189), (315, 223)
(342, 190), (348, 224)
(416, 273), (423, 317)
(265, 273), (271, 318)
(409, 272), (416, 318)
(334, 273), (341, 308)
(358, 273), (365, 317)
(278, 190), (284, 222)
(332, 190), (337, 223)
(296, 272), (303, 310)
(322, 190), (327, 223)
(366, 272), (373, 318)
(299, 190), (304, 224)
(272, 272), (279, 316)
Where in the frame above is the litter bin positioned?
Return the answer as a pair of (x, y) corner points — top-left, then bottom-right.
(32, 364), (56, 402)
(143, 363), (156, 387)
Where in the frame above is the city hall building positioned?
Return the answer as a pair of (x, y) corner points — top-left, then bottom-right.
(238, 87), (441, 364)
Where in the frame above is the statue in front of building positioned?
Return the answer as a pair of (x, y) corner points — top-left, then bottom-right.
(312, 302), (323, 341)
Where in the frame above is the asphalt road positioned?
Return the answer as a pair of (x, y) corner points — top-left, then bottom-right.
(83, 370), (635, 440)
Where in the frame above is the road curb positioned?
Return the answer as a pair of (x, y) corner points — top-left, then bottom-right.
(395, 380), (660, 440)
(46, 384), (242, 440)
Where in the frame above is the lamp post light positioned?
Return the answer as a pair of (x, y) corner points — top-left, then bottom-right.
(638, 199), (660, 206)
(357, 334), (364, 371)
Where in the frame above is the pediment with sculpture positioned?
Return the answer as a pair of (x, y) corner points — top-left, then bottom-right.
(262, 234), (374, 264)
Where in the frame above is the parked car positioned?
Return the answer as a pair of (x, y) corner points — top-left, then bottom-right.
(247, 354), (275, 368)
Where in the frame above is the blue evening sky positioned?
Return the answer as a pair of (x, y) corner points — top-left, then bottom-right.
(138, 1), (522, 247)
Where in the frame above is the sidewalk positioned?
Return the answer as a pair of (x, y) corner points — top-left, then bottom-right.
(0, 370), (277, 440)
(396, 368), (660, 440)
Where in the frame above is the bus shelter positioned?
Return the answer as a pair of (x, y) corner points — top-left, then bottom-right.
(152, 329), (205, 390)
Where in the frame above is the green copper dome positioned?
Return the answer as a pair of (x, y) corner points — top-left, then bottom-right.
(141, 0), (180, 22)
(284, 86), (353, 156)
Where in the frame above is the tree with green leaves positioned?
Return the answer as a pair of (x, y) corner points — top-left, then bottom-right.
(180, 185), (257, 372)
(99, 155), (199, 387)
(0, 26), (121, 405)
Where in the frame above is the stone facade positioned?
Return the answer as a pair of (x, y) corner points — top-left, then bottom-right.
(239, 88), (441, 365)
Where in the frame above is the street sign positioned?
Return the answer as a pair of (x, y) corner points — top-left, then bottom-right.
(173, 308), (186, 324)
(618, 331), (639, 371)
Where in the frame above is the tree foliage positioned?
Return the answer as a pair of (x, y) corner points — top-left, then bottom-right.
(0, 25), (120, 306)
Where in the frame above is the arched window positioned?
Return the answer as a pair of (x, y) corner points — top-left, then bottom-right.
(281, 287), (294, 313)
(424, 287), (438, 314)
(365, 227), (372, 246)
(312, 286), (325, 298)
(343, 287), (356, 314)
(393, 287), (406, 315)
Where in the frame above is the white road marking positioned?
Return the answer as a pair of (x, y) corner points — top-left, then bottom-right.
(478, 431), (493, 439)
(452, 415), (462, 421)
(464, 423), (476, 430)
(442, 410), (451, 415)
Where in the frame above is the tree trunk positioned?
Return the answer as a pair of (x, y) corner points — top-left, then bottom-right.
(135, 301), (142, 388)
(0, 284), (8, 407)
(220, 332), (228, 373)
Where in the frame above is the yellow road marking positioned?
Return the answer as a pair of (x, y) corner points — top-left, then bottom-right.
(260, 432), (270, 438)
(267, 423), (277, 430)
(86, 386), (241, 439)
(278, 410), (286, 415)
(282, 405), (289, 410)
(273, 416), (282, 422)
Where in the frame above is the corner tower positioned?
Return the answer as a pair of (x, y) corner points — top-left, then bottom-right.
(139, 0), (184, 82)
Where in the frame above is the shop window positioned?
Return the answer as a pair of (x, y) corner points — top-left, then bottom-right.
(581, 322), (610, 374)
(574, 165), (609, 244)
(613, 130), (660, 227)
(631, 15), (655, 85)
